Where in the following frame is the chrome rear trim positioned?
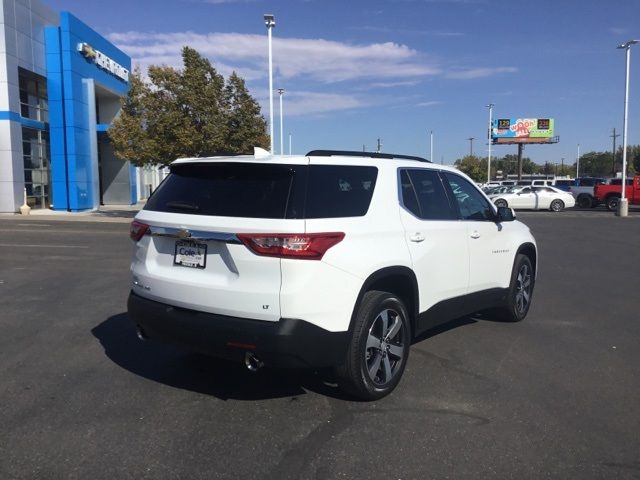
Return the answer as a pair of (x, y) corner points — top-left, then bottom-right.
(149, 226), (241, 243)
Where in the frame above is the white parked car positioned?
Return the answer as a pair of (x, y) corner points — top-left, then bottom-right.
(128, 149), (538, 400)
(490, 186), (575, 212)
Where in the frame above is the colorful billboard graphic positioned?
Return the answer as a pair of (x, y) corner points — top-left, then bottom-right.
(491, 118), (554, 140)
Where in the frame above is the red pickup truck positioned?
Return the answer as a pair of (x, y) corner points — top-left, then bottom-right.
(594, 176), (640, 210)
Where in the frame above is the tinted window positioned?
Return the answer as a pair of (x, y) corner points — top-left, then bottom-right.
(609, 178), (633, 186)
(305, 165), (378, 218)
(145, 162), (303, 219)
(145, 163), (378, 219)
(401, 169), (456, 220)
(555, 180), (574, 187)
(400, 170), (420, 217)
(444, 173), (495, 221)
(577, 178), (605, 186)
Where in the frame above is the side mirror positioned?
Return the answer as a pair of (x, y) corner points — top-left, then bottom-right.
(496, 206), (516, 222)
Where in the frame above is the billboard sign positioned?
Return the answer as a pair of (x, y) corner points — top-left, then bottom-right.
(491, 118), (554, 142)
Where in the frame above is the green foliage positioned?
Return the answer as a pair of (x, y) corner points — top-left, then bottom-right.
(109, 47), (269, 166)
(454, 156), (485, 182)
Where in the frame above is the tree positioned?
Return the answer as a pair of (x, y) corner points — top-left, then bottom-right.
(454, 156), (485, 182)
(109, 47), (269, 166)
(224, 72), (270, 153)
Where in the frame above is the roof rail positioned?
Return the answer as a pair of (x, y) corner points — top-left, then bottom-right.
(306, 150), (431, 163)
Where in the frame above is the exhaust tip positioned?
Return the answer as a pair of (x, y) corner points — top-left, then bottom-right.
(135, 325), (148, 341)
(244, 352), (264, 372)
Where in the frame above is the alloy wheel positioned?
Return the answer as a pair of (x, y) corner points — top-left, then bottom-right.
(514, 264), (532, 315)
(364, 309), (405, 386)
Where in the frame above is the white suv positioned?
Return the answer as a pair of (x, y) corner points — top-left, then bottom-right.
(128, 149), (537, 400)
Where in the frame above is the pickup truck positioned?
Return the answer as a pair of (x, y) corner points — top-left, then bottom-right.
(593, 176), (640, 210)
(569, 177), (606, 208)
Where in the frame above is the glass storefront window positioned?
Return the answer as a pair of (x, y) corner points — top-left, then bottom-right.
(22, 128), (51, 209)
(18, 68), (49, 123)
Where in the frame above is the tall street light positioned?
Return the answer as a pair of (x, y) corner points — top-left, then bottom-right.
(486, 104), (494, 183)
(616, 39), (639, 217)
(278, 88), (285, 155)
(264, 14), (275, 154)
(576, 144), (580, 178)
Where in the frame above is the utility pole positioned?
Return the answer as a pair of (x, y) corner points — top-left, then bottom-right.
(561, 157), (564, 176)
(467, 137), (475, 157)
(376, 138), (382, 153)
(289, 133), (292, 155)
(577, 144), (580, 178)
(363, 144), (366, 152)
(610, 127), (620, 174)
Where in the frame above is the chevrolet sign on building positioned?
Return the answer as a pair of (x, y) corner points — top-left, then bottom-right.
(78, 42), (130, 83)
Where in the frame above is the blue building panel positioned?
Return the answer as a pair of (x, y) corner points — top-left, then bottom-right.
(44, 12), (132, 211)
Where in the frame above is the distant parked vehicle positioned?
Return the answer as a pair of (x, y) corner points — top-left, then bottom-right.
(490, 186), (575, 212)
(569, 177), (606, 208)
(594, 176), (640, 211)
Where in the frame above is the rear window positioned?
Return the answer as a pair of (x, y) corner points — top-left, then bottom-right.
(144, 162), (377, 219)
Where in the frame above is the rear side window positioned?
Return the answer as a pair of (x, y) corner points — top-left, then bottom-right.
(400, 169), (456, 220)
(305, 165), (378, 218)
(144, 163), (303, 219)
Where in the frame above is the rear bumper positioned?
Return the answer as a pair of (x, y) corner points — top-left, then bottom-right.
(127, 292), (349, 368)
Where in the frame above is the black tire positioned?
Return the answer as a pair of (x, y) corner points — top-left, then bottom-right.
(577, 195), (593, 209)
(336, 291), (411, 400)
(492, 254), (534, 322)
(494, 199), (508, 208)
(550, 199), (564, 212)
(606, 195), (620, 211)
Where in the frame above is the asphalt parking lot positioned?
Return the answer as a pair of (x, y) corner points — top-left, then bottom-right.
(1, 211), (639, 479)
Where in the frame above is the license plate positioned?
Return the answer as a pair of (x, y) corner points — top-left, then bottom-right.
(174, 240), (207, 269)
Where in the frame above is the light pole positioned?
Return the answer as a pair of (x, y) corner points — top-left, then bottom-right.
(487, 103), (494, 183)
(278, 88), (284, 155)
(264, 14), (275, 154)
(576, 144), (580, 178)
(467, 137), (475, 157)
(289, 132), (292, 155)
(430, 130), (433, 162)
(616, 39), (638, 217)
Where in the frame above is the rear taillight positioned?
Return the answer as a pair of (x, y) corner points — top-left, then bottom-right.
(237, 232), (345, 260)
(130, 220), (150, 241)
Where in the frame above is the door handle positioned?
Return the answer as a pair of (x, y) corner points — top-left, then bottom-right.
(470, 231), (481, 239)
(410, 233), (425, 243)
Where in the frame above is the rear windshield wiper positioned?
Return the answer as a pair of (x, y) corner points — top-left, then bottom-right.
(165, 201), (200, 212)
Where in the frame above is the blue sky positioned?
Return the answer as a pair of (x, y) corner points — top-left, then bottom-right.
(48, 0), (640, 165)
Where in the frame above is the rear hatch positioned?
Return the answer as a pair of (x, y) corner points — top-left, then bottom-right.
(131, 159), (307, 321)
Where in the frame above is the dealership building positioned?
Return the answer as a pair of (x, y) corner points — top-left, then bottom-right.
(0, 0), (146, 212)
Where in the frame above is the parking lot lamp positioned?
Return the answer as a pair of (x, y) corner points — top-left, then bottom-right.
(616, 39), (639, 217)
(264, 14), (275, 154)
(278, 88), (284, 155)
(576, 144), (580, 178)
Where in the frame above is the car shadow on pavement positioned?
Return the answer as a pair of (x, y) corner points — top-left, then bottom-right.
(92, 313), (352, 401)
